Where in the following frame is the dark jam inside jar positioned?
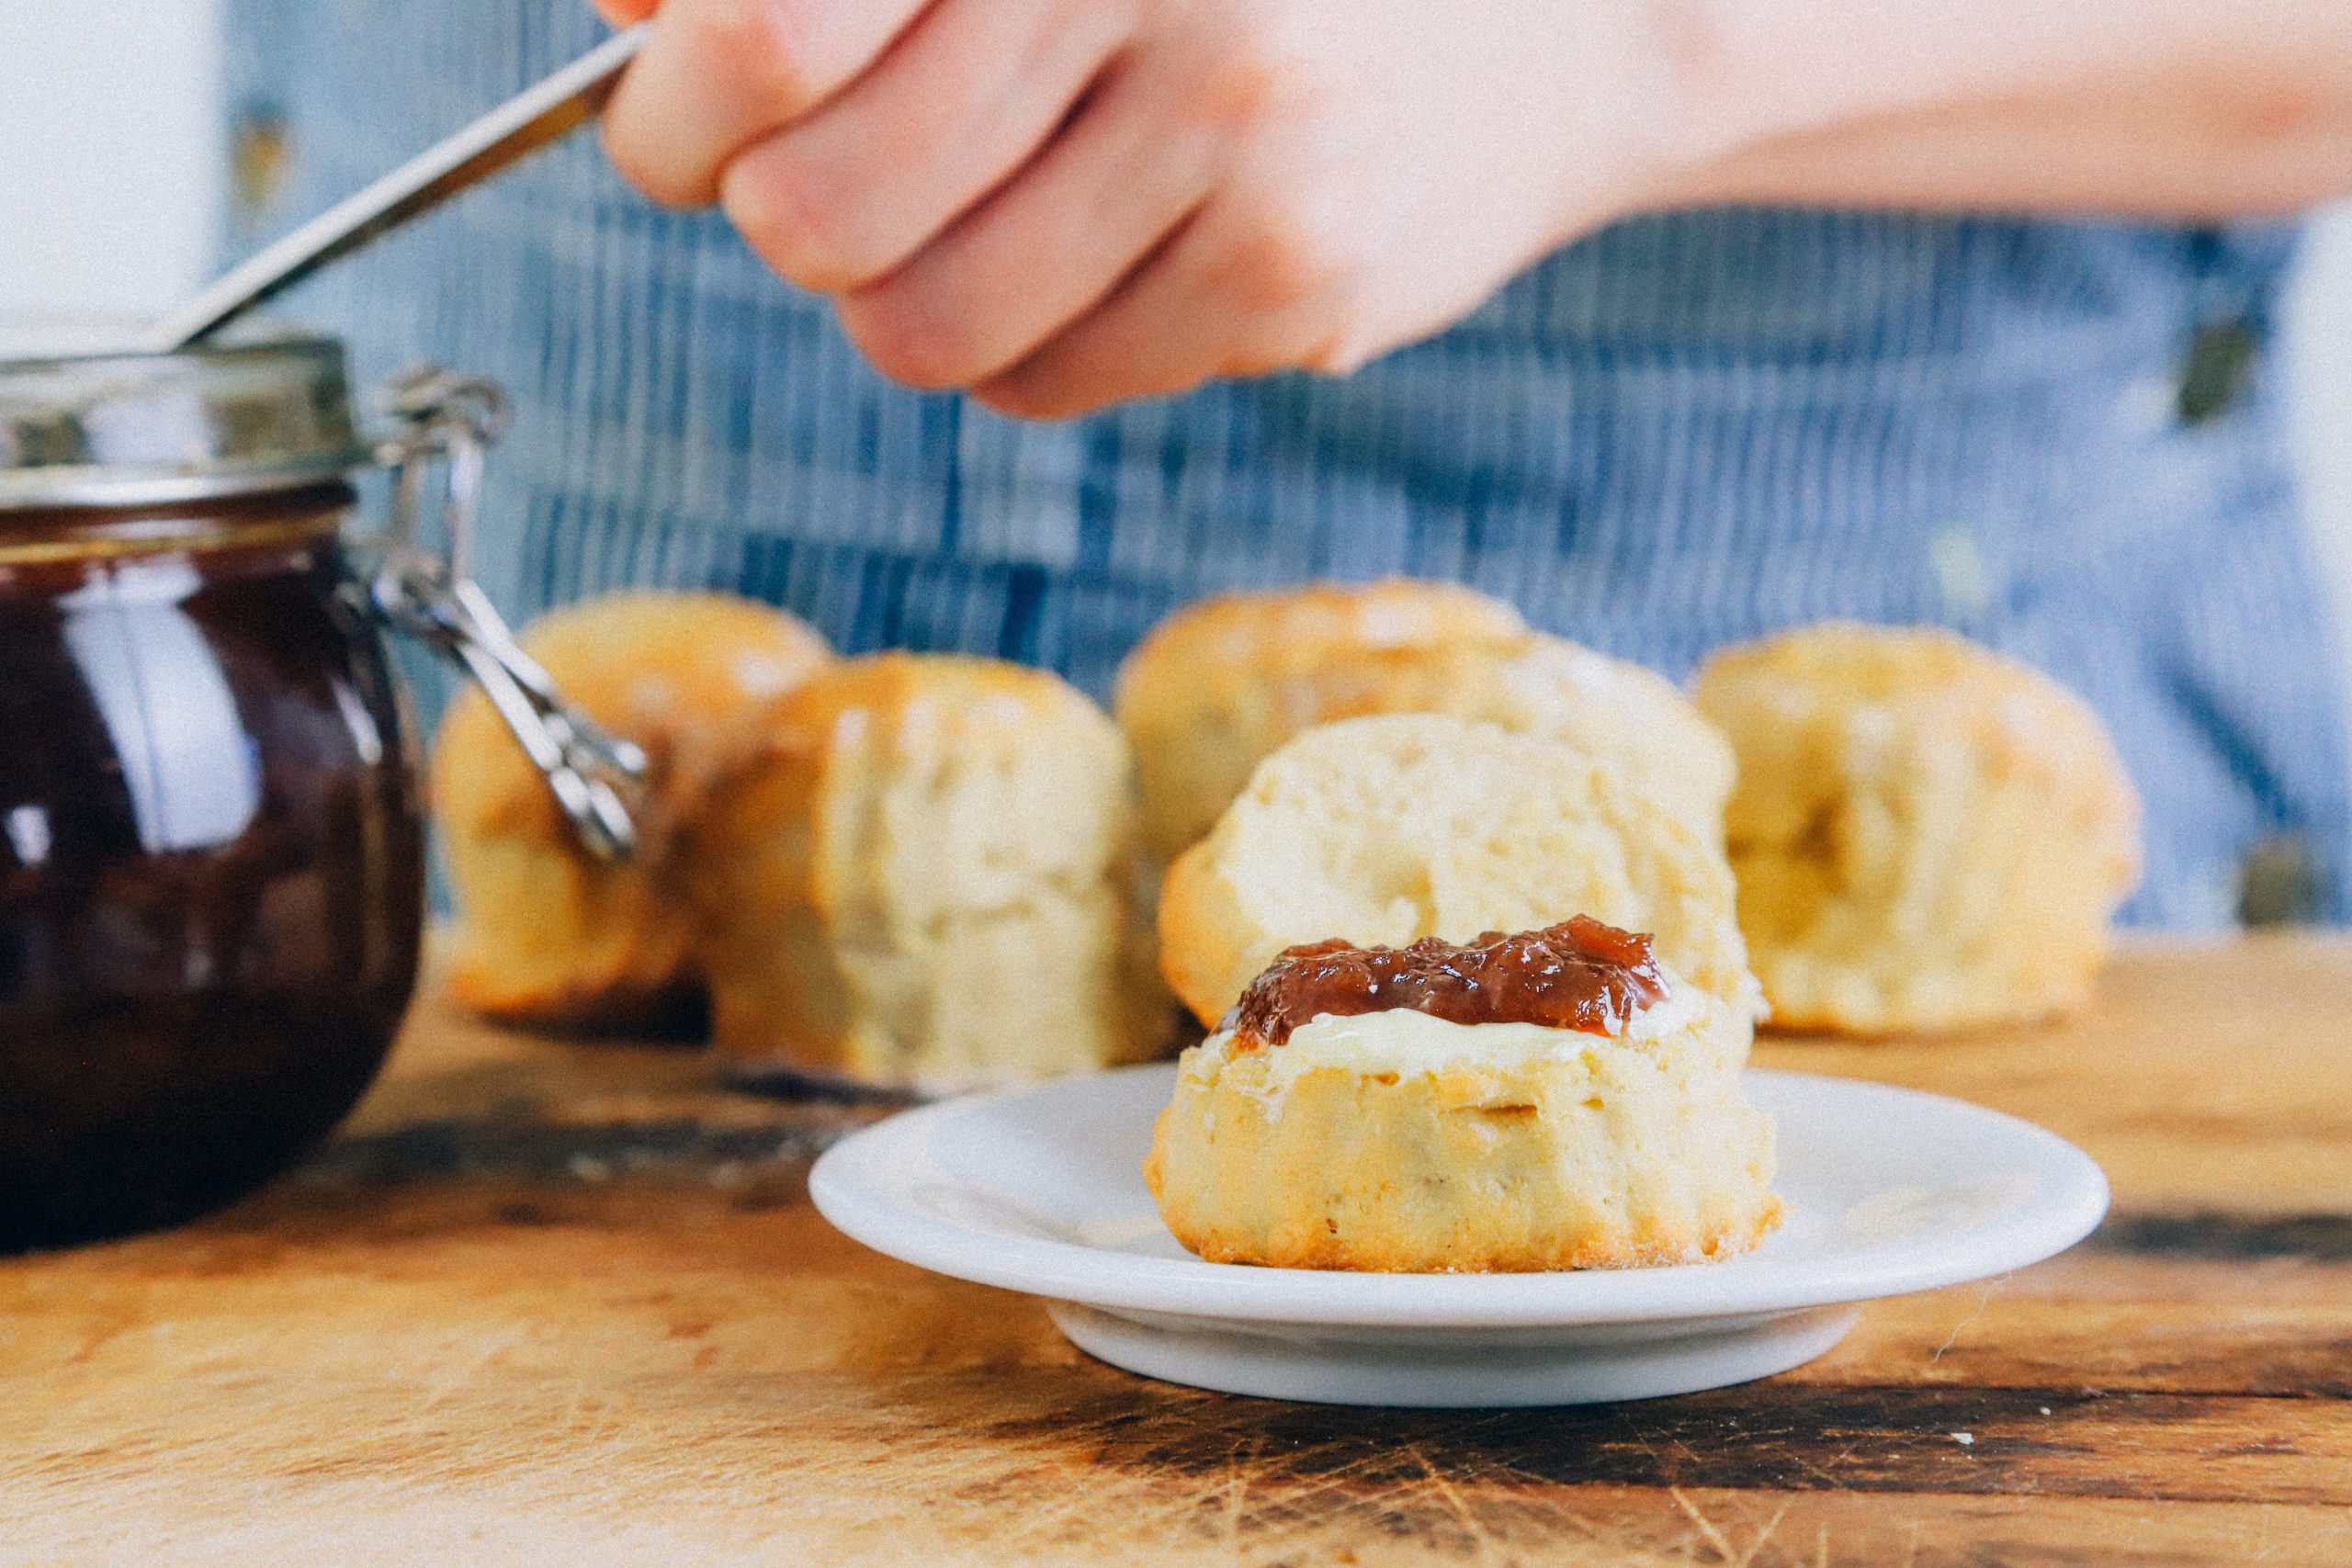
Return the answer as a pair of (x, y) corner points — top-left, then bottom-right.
(0, 486), (424, 1253)
(1228, 916), (1668, 1050)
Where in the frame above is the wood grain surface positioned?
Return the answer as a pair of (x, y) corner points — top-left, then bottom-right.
(4, 936), (2349, 1566)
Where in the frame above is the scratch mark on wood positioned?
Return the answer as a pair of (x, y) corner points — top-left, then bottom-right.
(1407, 1439), (1499, 1567)
(1927, 1275), (2008, 1367)
(1218, 1430), (1261, 1562)
(1671, 1486), (1738, 1563)
(1734, 1503), (1788, 1568)
(413, 1325), (526, 1413)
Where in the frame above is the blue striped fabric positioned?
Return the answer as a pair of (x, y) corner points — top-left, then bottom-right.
(225, 0), (2352, 929)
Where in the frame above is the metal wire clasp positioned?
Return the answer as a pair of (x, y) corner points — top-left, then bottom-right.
(367, 367), (647, 863)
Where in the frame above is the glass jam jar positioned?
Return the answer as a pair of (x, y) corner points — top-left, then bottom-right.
(0, 336), (634, 1252)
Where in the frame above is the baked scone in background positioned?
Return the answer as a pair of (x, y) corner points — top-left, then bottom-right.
(1114, 578), (1735, 863)
(1158, 713), (1762, 1026)
(695, 652), (1173, 1092)
(1146, 964), (1781, 1271)
(1694, 621), (2143, 1034)
(434, 592), (831, 1029)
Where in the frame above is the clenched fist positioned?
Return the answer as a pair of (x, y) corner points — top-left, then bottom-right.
(593, 0), (1713, 417)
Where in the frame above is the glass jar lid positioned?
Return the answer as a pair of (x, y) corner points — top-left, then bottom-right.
(0, 333), (374, 511)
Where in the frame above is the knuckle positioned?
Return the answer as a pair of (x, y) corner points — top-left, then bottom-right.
(695, 0), (822, 108)
(971, 375), (1063, 423)
(599, 119), (704, 210)
(722, 152), (881, 292)
(1298, 288), (1380, 375)
(1209, 264), (1366, 382)
(1192, 52), (1285, 138)
(1300, 324), (1374, 378)
(598, 118), (660, 203)
(1186, 9), (1317, 136)
(837, 288), (977, 390)
(1215, 211), (1354, 320)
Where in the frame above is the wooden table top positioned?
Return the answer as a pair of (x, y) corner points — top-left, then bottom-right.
(5, 937), (2350, 1565)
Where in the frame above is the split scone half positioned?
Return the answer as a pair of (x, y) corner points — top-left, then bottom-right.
(1114, 578), (1732, 863)
(1694, 622), (2143, 1034)
(434, 592), (831, 1029)
(1146, 918), (1781, 1270)
(1159, 713), (1762, 1028)
(693, 653), (1173, 1093)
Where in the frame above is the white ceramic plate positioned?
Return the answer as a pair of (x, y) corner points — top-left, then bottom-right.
(809, 1066), (2108, 1407)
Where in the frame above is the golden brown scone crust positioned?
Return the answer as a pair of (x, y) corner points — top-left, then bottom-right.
(1694, 621), (2143, 1035)
(694, 653), (1173, 1092)
(1115, 579), (1546, 862)
(1157, 714), (1760, 1029)
(433, 592), (831, 1027)
(1144, 995), (1781, 1272)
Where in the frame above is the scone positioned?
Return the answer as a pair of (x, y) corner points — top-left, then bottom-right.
(1146, 919), (1781, 1270)
(434, 592), (831, 1028)
(1158, 713), (1762, 1027)
(1116, 579), (1729, 860)
(695, 652), (1172, 1092)
(1694, 621), (2143, 1034)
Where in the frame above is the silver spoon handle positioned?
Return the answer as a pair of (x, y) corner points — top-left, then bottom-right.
(144, 26), (645, 355)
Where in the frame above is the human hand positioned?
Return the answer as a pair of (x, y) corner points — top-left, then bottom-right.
(592, 0), (1713, 417)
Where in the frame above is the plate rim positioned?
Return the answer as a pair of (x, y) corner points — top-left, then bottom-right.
(808, 1065), (2110, 1329)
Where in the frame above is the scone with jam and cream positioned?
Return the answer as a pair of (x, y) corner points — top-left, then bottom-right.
(1145, 918), (1781, 1272)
